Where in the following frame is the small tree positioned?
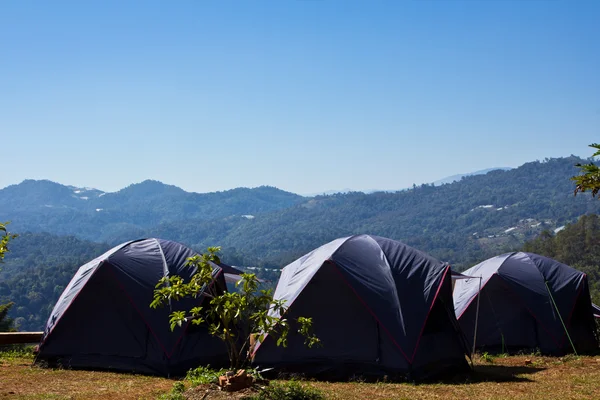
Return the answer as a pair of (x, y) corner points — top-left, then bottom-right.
(572, 143), (600, 198)
(151, 247), (319, 371)
(0, 221), (18, 264)
(0, 222), (18, 332)
(0, 302), (16, 332)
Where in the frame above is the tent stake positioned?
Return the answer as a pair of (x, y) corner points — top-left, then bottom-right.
(545, 280), (577, 355)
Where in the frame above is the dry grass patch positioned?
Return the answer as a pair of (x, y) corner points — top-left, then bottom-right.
(0, 355), (173, 400)
(1, 352), (599, 400)
(306, 355), (600, 400)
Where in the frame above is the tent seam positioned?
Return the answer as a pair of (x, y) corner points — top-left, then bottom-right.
(456, 273), (496, 320)
(252, 238), (354, 357)
(410, 265), (450, 363)
(38, 240), (141, 347)
(329, 261), (411, 363)
(38, 261), (107, 348)
(154, 238), (175, 315)
(455, 252), (514, 321)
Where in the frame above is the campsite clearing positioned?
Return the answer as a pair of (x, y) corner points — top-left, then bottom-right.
(1, 353), (599, 399)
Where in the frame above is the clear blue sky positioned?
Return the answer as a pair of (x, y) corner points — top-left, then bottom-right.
(2, 0), (599, 195)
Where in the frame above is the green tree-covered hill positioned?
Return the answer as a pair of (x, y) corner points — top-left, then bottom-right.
(2, 155), (600, 330)
(0, 180), (305, 243)
(149, 156), (600, 269)
(0, 233), (110, 330)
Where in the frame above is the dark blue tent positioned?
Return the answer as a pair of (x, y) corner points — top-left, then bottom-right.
(36, 238), (233, 376)
(454, 252), (598, 355)
(252, 235), (471, 380)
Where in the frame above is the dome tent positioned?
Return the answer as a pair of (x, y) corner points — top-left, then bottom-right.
(36, 238), (236, 376)
(454, 252), (598, 355)
(252, 234), (471, 380)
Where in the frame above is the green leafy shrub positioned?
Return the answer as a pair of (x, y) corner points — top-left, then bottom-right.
(151, 247), (319, 371)
(0, 221), (18, 264)
(243, 380), (325, 400)
(157, 381), (186, 400)
(480, 352), (495, 363)
(0, 301), (16, 332)
(572, 143), (600, 199)
(0, 345), (35, 360)
(185, 365), (227, 387)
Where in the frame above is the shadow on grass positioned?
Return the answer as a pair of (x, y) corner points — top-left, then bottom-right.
(268, 363), (545, 385)
(439, 364), (546, 384)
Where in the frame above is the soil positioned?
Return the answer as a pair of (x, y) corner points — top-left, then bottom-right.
(184, 384), (264, 399)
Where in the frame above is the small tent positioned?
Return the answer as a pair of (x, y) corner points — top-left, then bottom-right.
(454, 252), (598, 355)
(252, 234), (471, 380)
(36, 238), (237, 376)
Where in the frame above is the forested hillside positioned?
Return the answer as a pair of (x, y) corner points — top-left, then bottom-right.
(0, 180), (304, 243)
(0, 233), (110, 330)
(150, 156), (600, 269)
(2, 155), (600, 331)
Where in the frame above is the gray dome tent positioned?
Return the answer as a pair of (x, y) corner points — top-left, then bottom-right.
(252, 235), (471, 380)
(454, 252), (598, 355)
(36, 238), (235, 376)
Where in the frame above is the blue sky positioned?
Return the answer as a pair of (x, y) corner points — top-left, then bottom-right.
(2, 0), (599, 195)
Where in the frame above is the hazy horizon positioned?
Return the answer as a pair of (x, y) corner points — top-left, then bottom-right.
(0, 163), (552, 196)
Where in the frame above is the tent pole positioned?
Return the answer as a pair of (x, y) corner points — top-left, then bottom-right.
(484, 282), (505, 353)
(544, 280), (577, 355)
(471, 277), (482, 361)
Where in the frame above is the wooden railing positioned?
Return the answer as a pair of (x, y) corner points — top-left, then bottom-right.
(0, 332), (43, 345)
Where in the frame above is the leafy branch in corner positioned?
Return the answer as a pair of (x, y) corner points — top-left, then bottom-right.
(0, 222), (18, 331)
(0, 221), (18, 264)
(572, 143), (600, 199)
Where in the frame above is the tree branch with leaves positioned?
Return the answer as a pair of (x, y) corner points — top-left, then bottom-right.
(0, 302), (16, 332)
(0, 222), (18, 332)
(0, 222), (18, 264)
(150, 246), (319, 371)
(572, 143), (600, 199)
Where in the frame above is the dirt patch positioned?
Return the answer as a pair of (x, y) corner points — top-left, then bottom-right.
(184, 384), (262, 399)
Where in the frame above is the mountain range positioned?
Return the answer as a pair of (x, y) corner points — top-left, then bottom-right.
(1, 156), (597, 270)
(431, 167), (513, 186)
(302, 167), (513, 195)
(2, 155), (599, 331)
(0, 180), (304, 243)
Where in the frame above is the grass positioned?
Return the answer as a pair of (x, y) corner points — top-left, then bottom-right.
(242, 380), (325, 400)
(1, 351), (599, 399)
(306, 355), (600, 400)
(0, 349), (173, 399)
(184, 365), (228, 387)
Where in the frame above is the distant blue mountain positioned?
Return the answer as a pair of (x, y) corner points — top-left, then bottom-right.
(0, 179), (304, 243)
(303, 167), (513, 195)
(432, 167), (512, 186)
